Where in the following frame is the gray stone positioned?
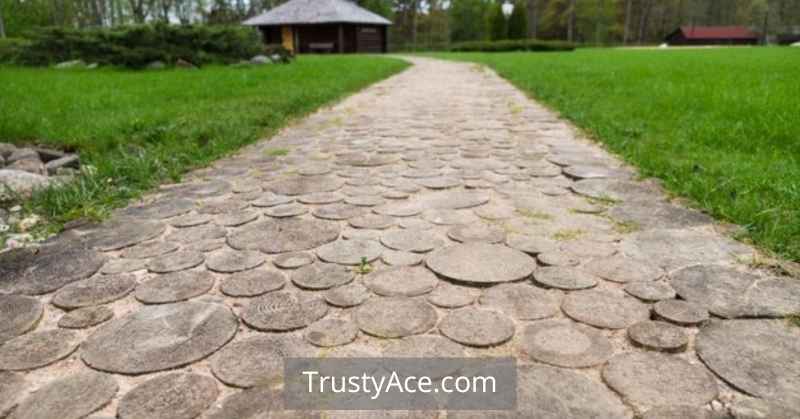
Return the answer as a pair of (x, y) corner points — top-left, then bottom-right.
(696, 319), (800, 408)
(250, 55), (270, 65)
(146, 60), (166, 69)
(147, 250), (205, 273)
(349, 214), (395, 230)
(571, 178), (660, 203)
(621, 228), (752, 271)
(355, 297), (438, 338)
(521, 319), (614, 368)
(729, 398), (800, 419)
(641, 406), (711, 419)
(670, 264), (800, 318)
(439, 307), (515, 347)
(426, 282), (478, 308)
(383, 334), (467, 359)
(120, 241), (179, 259)
(381, 250), (424, 266)
(304, 318), (359, 347)
(203, 387), (305, 419)
(479, 283), (560, 320)
(0, 142), (17, 159)
(220, 269), (286, 297)
(167, 224), (227, 243)
(536, 251), (580, 267)
(0, 244), (106, 295)
(312, 203), (366, 220)
(8, 371), (117, 419)
(380, 229), (444, 253)
(516, 363), (630, 419)
(82, 302), (238, 374)
(562, 289), (650, 329)
(624, 281), (677, 302)
(58, 306), (114, 329)
(0, 295), (43, 344)
(6, 158), (45, 175)
(584, 255), (664, 283)
(125, 198), (194, 220)
(0, 169), (50, 198)
(505, 233), (558, 255)
(100, 258), (148, 274)
(316, 239), (383, 266)
(0, 371), (26, 418)
(84, 220), (166, 251)
(52, 274), (137, 309)
(653, 299), (709, 326)
(267, 175), (344, 196)
(364, 266), (438, 297)
(422, 209), (480, 225)
(609, 202), (712, 230)
(414, 176), (462, 189)
(0, 329), (81, 371)
(417, 190), (490, 210)
(374, 201), (424, 217)
(263, 202), (308, 218)
(117, 373), (218, 419)
(251, 193), (293, 207)
(345, 195), (385, 207)
(426, 243), (537, 284)
(206, 249), (266, 273)
(228, 218), (339, 254)
(298, 192), (344, 204)
(291, 262), (355, 290)
(602, 352), (718, 410)
(563, 165), (627, 180)
(210, 335), (316, 388)
(273, 252), (315, 269)
(628, 320), (689, 352)
(533, 266), (599, 290)
(215, 210), (260, 227)
(447, 223), (506, 243)
(136, 270), (215, 304)
(324, 282), (371, 307)
(242, 291), (329, 331)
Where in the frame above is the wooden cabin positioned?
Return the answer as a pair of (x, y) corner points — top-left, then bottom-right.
(242, 0), (392, 54)
(665, 26), (760, 46)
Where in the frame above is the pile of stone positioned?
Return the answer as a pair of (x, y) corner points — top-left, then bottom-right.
(0, 143), (80, 200)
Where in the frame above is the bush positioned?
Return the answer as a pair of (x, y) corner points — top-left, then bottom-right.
(0, 38), (30, 63)
(16, 23), (264, 68)
(450, 39), (576, 53)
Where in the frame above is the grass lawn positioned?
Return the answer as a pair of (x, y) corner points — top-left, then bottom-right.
(437, 47), (800, 262)
(0, 56), (408, 231)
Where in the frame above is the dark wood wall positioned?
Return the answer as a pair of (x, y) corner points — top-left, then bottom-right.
(258, 24), (387, 53)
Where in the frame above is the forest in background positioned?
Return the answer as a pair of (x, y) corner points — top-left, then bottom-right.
(2, 0), (800, 49)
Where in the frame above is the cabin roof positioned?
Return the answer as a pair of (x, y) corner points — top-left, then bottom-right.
(243, 0), (392, 26)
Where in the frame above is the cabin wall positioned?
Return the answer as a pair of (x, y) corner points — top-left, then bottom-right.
(257, 24), (387, 54)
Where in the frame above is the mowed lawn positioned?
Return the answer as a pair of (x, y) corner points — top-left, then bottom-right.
(0, 56), (408, 225)
(439, 48), (800, 262)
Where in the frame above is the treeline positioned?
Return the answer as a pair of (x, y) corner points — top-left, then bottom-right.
(1, 0), (799, 47)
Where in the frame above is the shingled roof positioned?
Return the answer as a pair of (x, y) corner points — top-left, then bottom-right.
(243, 0), (392, 26)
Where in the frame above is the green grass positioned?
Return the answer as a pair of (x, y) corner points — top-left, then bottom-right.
(0, 56), (408, 227)
(436, 48), (800, 261)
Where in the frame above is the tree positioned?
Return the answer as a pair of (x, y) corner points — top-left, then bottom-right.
(450, 0), (491, 42)
(358, 0), (392, 18)
(488, 1), (506, 40)
(0, 5), (6, 38)
(526, 0), (538, 38)
(507, 1), (527, 39)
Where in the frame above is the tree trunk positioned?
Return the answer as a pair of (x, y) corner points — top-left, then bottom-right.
(567, 0), (576, 42)
(410, 0), (418, 50)
(0, 6), (6, 39)
(623, 0), (632, 44)
(527, 0), (538, 38)
(638, 0), (652, 44)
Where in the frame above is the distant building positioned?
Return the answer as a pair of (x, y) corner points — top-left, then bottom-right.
(665, 26), (760, 46)
(243, 0), (392, 54)
(778, 34), (800, 45)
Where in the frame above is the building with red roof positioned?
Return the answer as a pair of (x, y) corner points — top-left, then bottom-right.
(665, 26), (760, 46)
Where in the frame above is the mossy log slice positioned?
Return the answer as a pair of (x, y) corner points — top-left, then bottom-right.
(81, 302), (238, 374)
(427, 243), (536, 284)
(0, 295), (43, 344)
(0, 329), (81, 371)
(227, 218), (339, 254)
(8, 371), (118, 419)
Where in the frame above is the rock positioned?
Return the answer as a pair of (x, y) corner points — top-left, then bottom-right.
(602, 352), (718, 410)
(562, 289), (650, 329)
(696, 319), (800, 408)
(175, 58), (196, 69)
(147, 60), (166, 70)
(0, 244), (106, 295)
(54, 59), (86, 69)
(439, 307), (515, 347)
(584, 255), (664, 283)
(81, 302), (238, 374)
(84, 219), (166, 251)
(729, 398), (800, 419)
(653, 299), (709, 326)
(117, 373), (218, 419)
(250, 55), (271, 65)
(0, 329), (81, 371)
(9, 371), (117, 419)
(0, 295), (44, 344)
(641, 405), (711, 419)
(624, 281), (677, 302)
(0, 371), (26, 418)
(628, 320), (689, 352)
(242, 291), (329, 331)
(304, 318), (359, 347)
(210, 335), (315, 388)
(621, 228), (752, 271)
(521, 319), (614, 368)
(670, 264), (800, 318)
(58, 306), (114, 329)
(0, 169), (50, 198)
(87, 63), (99, 69)
(355, 297), (438, 338)
(0, 142), (17, 159)
(426, 243), (537, 284)
(45, 154), (80, 175)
